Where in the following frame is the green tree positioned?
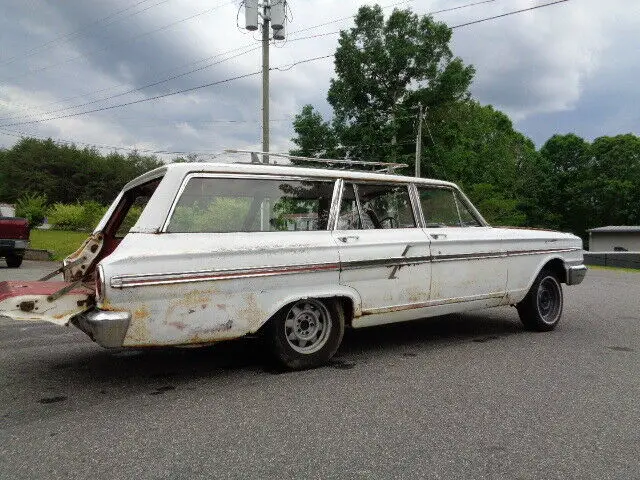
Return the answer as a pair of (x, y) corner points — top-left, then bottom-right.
(588, 134), (640, 227)
(536, 134), (592, 234)
(0, 138), (163, 205)
(290, 105), (338, 158)
(301, 4), (474, 166)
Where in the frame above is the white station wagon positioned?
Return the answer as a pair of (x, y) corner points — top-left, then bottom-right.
(0, 152), (587, 369)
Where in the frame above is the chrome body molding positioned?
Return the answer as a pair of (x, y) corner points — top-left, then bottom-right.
(431, 248), (581, 263)
(110, 248), (582, 289)
(111, 262), (341, 288)
(361, 291), (507, 315)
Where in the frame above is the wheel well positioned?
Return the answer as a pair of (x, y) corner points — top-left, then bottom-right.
(336, 296), (355, 328)
(542, 258), (567, 284)
(255, 295), (356, 336)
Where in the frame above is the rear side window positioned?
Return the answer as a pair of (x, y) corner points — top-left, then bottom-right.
(166, 177), (335, 233)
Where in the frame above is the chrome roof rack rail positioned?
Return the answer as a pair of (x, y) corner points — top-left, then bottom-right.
(224, 149), (408, 173)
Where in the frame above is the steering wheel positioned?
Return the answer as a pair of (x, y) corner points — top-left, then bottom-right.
(379, 216), (397, 228)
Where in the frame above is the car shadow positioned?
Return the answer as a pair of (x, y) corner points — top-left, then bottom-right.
(29, 309), (524, 389)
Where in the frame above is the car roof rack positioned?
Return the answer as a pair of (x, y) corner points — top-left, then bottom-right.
(224, 149), (408, 174)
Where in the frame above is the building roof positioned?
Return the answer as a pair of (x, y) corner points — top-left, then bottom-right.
(587, 226), (640, 233)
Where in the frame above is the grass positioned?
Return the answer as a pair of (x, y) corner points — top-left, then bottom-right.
(29, 229), (90, 261)
(588, 265), (640, 273)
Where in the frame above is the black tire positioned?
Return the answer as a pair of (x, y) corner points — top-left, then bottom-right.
(517, 269), (563, 331)
(5, 254), (23, 268)
(267, 298), (345, 370)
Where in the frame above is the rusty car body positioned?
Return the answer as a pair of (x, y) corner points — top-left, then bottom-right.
(0, 153), (587, 368)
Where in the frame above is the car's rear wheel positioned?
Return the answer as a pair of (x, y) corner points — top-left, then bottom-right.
(5, 254), (23, 268)
(267, 298), (345, 370)
(517, 269), (563, 331)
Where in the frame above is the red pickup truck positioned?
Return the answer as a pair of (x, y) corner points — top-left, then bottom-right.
(0, 217), (29, 268)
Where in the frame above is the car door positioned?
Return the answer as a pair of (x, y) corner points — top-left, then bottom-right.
(416, 185), (507, 305)
(332, 181), (432, 316)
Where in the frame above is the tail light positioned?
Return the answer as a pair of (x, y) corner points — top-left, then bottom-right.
(96, 265), (105, 303)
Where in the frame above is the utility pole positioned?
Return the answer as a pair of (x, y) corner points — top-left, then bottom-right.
(261, 10), (269, 164)
(415, 103), (423, 177)
(244, 1), (287, 164)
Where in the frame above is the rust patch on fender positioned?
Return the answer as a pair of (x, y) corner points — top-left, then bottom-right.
(125, 307), (152, 344)
(168, 321), (187, 330)
(133, 305), (150, 321)
(237, 294), (266, 331)
(165, 288), (215, 321)
(405, 287), (428, 304)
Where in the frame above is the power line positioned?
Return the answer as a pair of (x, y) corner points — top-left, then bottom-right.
(0, 128), (193, 156)
(0, 42), (262, 121)
(450, 0), (569, 28)
(2, 1), (236, 83)
(0, 46), (261, 123)
(0, 0), (568, 129)
(0, 0), (501, 121)
(0, 0), (170, 66)
(0, 70), (265, 128)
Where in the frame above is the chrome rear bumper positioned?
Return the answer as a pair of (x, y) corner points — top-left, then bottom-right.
(566, 264), (588, 285)
(72, 309), (131, 348)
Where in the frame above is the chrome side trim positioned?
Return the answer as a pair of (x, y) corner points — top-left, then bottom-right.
(112, 262), (341, 288)
(361, 291), (506, 315)
(110, 248), (581, 288)
(342, 255), (433, 271)
(431, 248), (580, 263)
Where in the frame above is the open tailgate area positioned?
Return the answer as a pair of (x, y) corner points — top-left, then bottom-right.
(0, 281), (93, 325)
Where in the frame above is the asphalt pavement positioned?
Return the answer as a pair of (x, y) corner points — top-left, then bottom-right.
(1, 261), (639, 479)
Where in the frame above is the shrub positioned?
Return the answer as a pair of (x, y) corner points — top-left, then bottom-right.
(15, 193), (48, 228)
(80, 201), (107, 231)
(47, 201), (109, 231)
(47, 203), (86, 230)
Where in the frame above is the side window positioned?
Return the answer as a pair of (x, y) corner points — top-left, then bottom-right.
(338, 182), (416, 230)
(337, 183), (362, 230)
(166, 177), (335, 233)
(455, 193), (482, 227)
(418, 187), (461, 227)
(418, 187), (482, 227)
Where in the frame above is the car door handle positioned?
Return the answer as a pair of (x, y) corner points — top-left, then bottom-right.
(430, 233), (447, 240)
(338, 235), (360, 243)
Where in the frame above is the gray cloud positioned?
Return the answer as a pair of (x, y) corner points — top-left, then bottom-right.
(0, 0), (637, 158)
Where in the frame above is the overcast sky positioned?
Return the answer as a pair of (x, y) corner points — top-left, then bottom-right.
(0, 0), (637, 160)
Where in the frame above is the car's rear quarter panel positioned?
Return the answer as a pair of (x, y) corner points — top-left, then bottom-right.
(99, 232), (357, 346)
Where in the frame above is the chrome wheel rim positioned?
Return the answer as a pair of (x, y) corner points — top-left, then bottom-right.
(537, 277), (562, 325)
(284, 299), (331, 354)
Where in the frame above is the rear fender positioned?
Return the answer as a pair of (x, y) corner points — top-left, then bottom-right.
(256, 286), (362, 333)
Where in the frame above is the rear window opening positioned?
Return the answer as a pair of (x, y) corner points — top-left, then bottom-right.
(100, 178), (162, 257)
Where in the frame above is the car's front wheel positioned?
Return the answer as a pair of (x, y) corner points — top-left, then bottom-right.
(267, 298), (345, 370)
(517, 269), (563, 331)
(5, 254), (23, 268)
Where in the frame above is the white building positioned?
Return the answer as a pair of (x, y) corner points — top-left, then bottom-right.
(588, 226), (640, 252)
